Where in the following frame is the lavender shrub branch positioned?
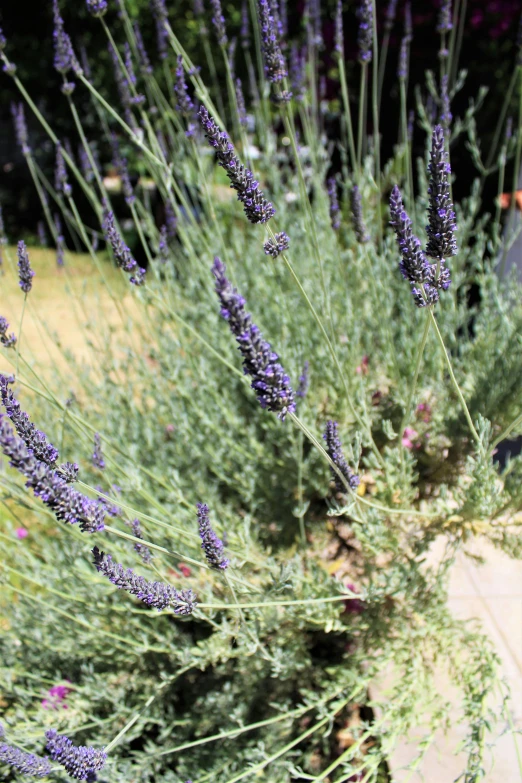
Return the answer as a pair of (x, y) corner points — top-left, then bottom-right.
(92, 546), (197, 613)
(212, 257), (295, 419)
(199, 107), (275, 224)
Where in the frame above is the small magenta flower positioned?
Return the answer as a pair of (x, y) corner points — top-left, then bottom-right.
(103, 211), (146, 286)
(263, 231), (290, 257)
(323, 421), (360, 493)
(92, 546), (197, 613)
(213, 258), (295, 419)
(46, 729), (106, 781)
(16, 527), (28, 539)
(42, 682), (71, 710)
(0, 317), (16, 348)
(327, 178), (341, 230)
(402, 426), (420, 450)
(199, 107), (275, 224)
(257, 0), (287, 83)
(197, 503), (229, 569)
(86, 0), (108, 16)
(356, 0), (373, 64)
(17, 240), (35, 294)
(0, 740), (51, 778)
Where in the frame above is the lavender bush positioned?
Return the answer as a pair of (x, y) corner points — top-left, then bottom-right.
(0, 2), (522, 781)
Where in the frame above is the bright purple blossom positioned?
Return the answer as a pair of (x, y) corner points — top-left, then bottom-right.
(426, 125), (457, 264)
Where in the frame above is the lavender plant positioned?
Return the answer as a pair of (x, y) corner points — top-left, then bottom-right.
(0, 2), (521, 782)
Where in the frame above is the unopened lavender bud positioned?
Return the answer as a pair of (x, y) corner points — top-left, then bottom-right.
(258, 0), (287, 83)
(174, 55), (195, 116)
(3, 62), (16, 77)
(46, 729), (106, 781)
(397, 36), (408, 80)
(404, 1), (412, 43)
(103, 210), (146, 285)
(92, 432), (105, 469)
(134, 23), (153, 75)
(199, 107), (275, 224)
(296, 360), (309, 400)
(11, 102), (30, 155)
(437, 0), (453, 33)
(426, 124), (457, 261)
(17, 240), (35, 294)
(439, 74), (452, 129)
(263, 231), (289, 257)
(131, 518), (152, 563)
(290, 45), (306, 102)
(0, 374), (59, 463)
(92, 546), (197, 613)
(0, 318), (16, 349)
(151, 0), (169, 60)
(240, 0), (250, 47)
(197, 503), (229, 569)
(384, 0), (398, 32)
(86, 0), (108, 16)
(389, 185), (434, 307)
(335, 0), (344, 56)
(236, 78), (248, 127)
(327, 177), (341, 230)
(323, 420), (360, 493)
(213, 257), (295, 419)
(356, 0), (373, 64)
(55, 144), (72, 197)
(52, 0), (78, 75)
(210, 0), (228, 46)
(350, 185), (369, 243)
(0, 27), (6, 51)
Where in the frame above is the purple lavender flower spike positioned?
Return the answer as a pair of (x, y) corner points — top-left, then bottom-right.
(296, 360), (309, 399)
(0, 318), (17, 349)
(350, 185), (369, 243)
(0, 414), (105, 533)
(197, 503), (229, 570)
(426, 125), (457, 262)
(384, 0), (398, 32)
(397, 36), (408, 80)
(236, 78), (248, 127)
(58, 461), (79, 483)
(150, 0), (169, 60)
(389, 185), (439, 307)
(290, 45), (306, 102)
(257, 0), (287, 83)
(439, 74), (452, 129)
(86, 0), (108, 16)
(307, 0), (323, 48)
(92, 432), (105, 469)
(46, 729), (106, 781)
(199, 107), (275, 224)
(92, 546), (197, 613)
(210, 0), (228, 46)
(131, 518), (152, 563)
(17, 240), (35, 294)
(437, 0), (453, 33)
(263, 231), (289, 257)
(103, 211), (146, 285)
(174, 55), (195, 116)
(0, 27), (6, 51)
(11, 102), (30, 155)
(335, 0), (344, 57)
(165, 201), (178, 239)
(327, 178), (341, 230)
(241, 1), (250, 47)
(323, 421), (360, 493)
(0, 374), (59, 464)
(55, 144), (72, 197)
(134, 23), (153, 75)
(212, 258), (295, 419)
(52, 0), (80, 75)
(37, 220), (48, 246)
(0, 741), (52, 778)
(356, 0), (373, 64)
(124, 42), (137, 86)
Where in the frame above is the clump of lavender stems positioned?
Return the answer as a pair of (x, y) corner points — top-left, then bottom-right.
(199, 107), (275, 224)
(212, 257), (295, 419)
(197, 503), (229, 569)
(92, 546), (197, 613)
(323, 421), (360, 493)
(45, 729), (107, 781)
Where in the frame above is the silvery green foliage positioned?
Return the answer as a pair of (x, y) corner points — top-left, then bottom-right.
(0, 3), (521, 782)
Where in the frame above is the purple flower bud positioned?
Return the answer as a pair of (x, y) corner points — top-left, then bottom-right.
(134, 22), (153, 75)
(17, 240), (35, 294)
(258, 0), (287, 82)
(46, 729), (106, 781)
(437, 0), (453, 33)
(3, 62), (17, 77)
(0, 27), (6, 51)
(165, 201), (178, 239)
(86, 0), (108, 17)
(0, 374), (58, 463)
(213, 258), (295, 419)
(327, 177), (341, 230)
(131, 518), (152, 563)
(55, 144), (72, 197)
(0, 741), (51, 778)
(404, 1), (412, 42)
(397, 36), (408, 80)
(210, 0), (228, 46)
(241, 1), (250, 47)
(356, 0), (373, 64)
(384, 0), (398, 32)
(296, 360), (309, 400)
(197, 503), (229, 569)
(263, 231), (289, 257)
(52, 0), (80, 75)
(150, 0), (169, 60)
(350, 185), (369, 243)
(92, 432), (105, 469)
(11, 102), (30, 155)
(426, 125), (457, 261)
(92, 546), (197, 613)
(290, 45), (306, 102)
(0, 318), (16, 349)
(439, 74), (452, 129)
(199, 107), (275, 224)
(335, 0), (344, 56)
(323, 421), (360, 493)
(235, 78), (248, 127)
(174, 55), (195, 116)
(103, 211), (146, 285)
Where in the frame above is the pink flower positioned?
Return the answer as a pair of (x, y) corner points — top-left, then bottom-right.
(15, 528), (28, 539)
(416, 402), (432, 423)
(356, 355), (369, 375)
(402, 427), (420, 450)
(178, 563), (192, 578)
(41, 682), (71, 710)
(343, 583), (365, 614)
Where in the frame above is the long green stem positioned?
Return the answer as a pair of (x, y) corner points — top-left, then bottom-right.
(398, 311), (431, 445)
(357, 64), (367, 170)
(16, 293), (27, 378)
